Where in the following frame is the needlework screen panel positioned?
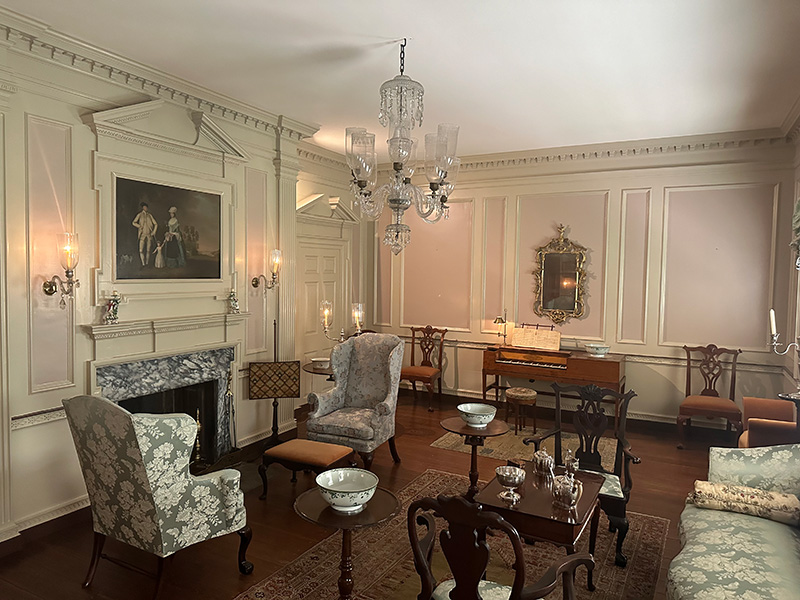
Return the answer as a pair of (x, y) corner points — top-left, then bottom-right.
(249, 361), (301, 399)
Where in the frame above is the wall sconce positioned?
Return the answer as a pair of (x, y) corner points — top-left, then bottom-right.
(43, 233), (80, 309)
(252, 249), (282, 294)
(321, 299), (346, 342)
(352, 303), (365, 335)
(493, 308), (508, 345)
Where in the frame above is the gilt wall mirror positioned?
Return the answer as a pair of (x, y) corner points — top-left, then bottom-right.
(533, 224), (587, 324)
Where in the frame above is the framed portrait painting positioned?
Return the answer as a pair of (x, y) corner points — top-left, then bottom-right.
(115, 177), (221, 280)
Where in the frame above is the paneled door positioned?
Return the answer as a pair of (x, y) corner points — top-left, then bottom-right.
(296, 239), (350, 399)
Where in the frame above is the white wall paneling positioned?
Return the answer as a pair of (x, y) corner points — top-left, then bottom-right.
(482, 197), (507, 333)
(245, 167), (269, 354)
(617, 189), (651, 344)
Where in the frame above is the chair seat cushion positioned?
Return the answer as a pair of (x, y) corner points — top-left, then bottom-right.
(401, 365), (440, 380)
(433, 579), (511, 600)
(592, 471), (624, 499)
(506, 387), (538, 403)
(680, 395), (741, 416)
(306, 408), (376, 440)
(263, 438), (352, 467)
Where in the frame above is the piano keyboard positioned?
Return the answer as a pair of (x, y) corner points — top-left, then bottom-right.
(496, 359), (568, 370)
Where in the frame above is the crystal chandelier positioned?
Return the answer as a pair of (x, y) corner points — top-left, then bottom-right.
(345, 39), (461, 255)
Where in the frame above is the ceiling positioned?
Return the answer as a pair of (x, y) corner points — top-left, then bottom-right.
(4, 1), (800, 158)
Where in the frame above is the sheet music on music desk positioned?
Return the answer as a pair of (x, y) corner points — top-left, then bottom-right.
(511, 327), (561, 351)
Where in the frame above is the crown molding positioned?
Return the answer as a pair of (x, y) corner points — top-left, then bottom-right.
(297, 146), (348, 170)
(0, 19), (317, 141)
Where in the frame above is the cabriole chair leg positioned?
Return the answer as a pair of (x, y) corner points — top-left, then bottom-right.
(237, 525), (254, 575)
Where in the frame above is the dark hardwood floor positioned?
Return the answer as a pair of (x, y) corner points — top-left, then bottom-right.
(0, 392), (731, 600)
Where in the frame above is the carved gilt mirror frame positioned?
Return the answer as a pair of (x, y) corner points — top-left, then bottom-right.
(533, 224), (587, 324)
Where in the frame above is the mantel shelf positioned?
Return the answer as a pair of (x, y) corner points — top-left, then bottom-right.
(82, 312), (250, 340)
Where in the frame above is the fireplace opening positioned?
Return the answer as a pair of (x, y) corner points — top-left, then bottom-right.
(119, 380), (217, 473)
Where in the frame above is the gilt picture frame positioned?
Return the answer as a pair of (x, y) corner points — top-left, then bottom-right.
(115, 177), (221, 280)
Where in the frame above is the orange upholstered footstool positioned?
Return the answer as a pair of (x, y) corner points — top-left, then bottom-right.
(258, 438), (355, 501)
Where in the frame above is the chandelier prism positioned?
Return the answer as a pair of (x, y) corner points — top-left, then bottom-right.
(345, 39), (461, 255)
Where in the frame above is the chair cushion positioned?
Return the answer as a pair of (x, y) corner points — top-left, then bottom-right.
(680, 395), (741, 417)
(708, 444), (800, 497)
(506, 387), (537, 403)
(596, 471), (624, 499)
(433, 579), (511, 600)
(264, 439), (352, 467)
(306, 408), (376, 440)
(401, 365), (440, 380)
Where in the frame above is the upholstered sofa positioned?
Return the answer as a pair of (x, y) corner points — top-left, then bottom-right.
(667, 444), (800, 600)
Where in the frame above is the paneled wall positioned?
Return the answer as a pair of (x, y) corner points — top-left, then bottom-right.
(373, 140), (797, 421)
(0, 14), (316, 543)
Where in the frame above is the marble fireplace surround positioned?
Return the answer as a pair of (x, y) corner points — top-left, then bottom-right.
(94, 346), (235, 462)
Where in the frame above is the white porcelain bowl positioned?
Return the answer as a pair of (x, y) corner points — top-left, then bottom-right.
(584, 343), (610, 357)
(457, 403), (497, 428)
(316, 467), (379, 513)
(311, 357), (330, 369)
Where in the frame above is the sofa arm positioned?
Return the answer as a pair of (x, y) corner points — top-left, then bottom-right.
(708, 444), (800, 497)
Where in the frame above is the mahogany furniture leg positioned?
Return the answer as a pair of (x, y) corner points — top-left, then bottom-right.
(257, 462), (269, 500)
(82, 532), (105, 588)
(465, 436), (482, 500)
(388, 436), (401, 463)
(608, 515), (629, 567)
(237, 525), (254, 575)
(359, 451), (374, 471)
(588, 501), (600, 591)
(152, 557), (166, 600)
(425, 382), (434, 412)
(338, 528), (354, 600)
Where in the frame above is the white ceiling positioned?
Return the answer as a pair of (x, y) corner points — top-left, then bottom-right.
(4, 1), (800, 158)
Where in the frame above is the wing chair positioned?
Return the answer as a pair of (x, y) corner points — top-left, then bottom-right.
(62, 395), (252, 599)
(408, 494), (594, 600)
(306, 333), (404, 470)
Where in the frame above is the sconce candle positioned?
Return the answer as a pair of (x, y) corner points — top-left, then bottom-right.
(320, 300), (332, 328)
(770, 308), (777, 336)
(352, 303), (364, 334)
(270, 249), (282, 275)
(251, 248), (281, 293)
(60, 233), (79, 271)
(43, 233), (80, 309)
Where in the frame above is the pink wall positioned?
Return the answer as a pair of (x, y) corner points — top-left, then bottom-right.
(483, 198), (506, 331)
(619, 190), (650, 343)
(516, 192), (607, 338)
(28, 117), (73, 390)
(662, 185), (775, 348)
(245, 168), (267, 352)
(402, 202), (473, 329)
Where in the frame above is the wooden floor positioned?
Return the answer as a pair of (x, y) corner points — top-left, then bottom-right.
(0, 392), (732, 600)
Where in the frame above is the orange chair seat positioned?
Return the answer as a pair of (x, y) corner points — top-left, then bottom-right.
(680, 395), (741, 416)
(401, 365), (440, 380)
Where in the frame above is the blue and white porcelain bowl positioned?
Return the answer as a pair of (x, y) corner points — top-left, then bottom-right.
(584, 343), (610, 357)
(316, 467), (379, 513)
(457, 403), (497, 428)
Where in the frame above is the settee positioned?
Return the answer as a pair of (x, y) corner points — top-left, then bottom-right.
(666, 443), (800, 600)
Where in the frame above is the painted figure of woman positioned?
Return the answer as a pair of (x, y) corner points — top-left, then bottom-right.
(164, 206), (186, 268)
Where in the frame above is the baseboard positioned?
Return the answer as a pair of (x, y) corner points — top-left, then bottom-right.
(15, 495), (90, 533)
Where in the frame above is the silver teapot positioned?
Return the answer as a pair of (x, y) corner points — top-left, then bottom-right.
(553, 473), (583, 510)
(532, 448), (555, 477)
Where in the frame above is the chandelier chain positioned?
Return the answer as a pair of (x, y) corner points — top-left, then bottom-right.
(400, 38), (406, 75)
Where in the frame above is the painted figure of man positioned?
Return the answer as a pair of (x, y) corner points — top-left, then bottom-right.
(132, 202), (158, 266)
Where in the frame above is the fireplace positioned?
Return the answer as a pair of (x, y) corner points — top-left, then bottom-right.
(94, 346), (235, 464)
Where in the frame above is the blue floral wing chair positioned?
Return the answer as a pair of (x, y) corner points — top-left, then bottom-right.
(306, 333), (404, 470)
(62, 395), (252, 599)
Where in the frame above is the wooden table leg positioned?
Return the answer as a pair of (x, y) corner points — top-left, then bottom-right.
(464, 436), (483, 500)
(587, 500), (600, 591)
(338, 528), (354, 600)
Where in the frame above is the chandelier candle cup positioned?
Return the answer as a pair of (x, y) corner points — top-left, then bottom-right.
(457, 403), (497, 428)
(316, 468), (379, 514)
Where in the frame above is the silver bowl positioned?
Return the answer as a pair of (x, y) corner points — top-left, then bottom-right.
(495, 465), (526, 504)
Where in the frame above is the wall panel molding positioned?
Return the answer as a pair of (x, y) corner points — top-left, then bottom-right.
(617, 189), (651, 344)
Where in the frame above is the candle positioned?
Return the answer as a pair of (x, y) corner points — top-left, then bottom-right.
(270, 249), (282, 275)
(324, 309), (330, 328)
(769, 309), (777, 336)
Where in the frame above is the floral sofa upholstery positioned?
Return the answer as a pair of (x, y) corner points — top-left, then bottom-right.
(667, 443), (800, 600)
(62, 394), (252, 582)
(306, 333), (404, 469)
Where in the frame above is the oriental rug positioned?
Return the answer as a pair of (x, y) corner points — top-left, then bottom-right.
(235, 469), (667, 600)
(430, 427), (618, 466)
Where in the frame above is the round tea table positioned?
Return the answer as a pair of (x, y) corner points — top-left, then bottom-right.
(440, 416), (509, 500)
(294, 486), (400, 600)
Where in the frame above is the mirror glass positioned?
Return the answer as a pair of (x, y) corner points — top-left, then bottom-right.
(533, 225), (587, 324)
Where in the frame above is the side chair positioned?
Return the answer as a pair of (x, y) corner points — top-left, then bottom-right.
(62, 395), (252, 600)
(400, 325), (447, 412)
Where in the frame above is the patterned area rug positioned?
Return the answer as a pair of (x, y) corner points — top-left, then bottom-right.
(235, 470), (667, 600)
(430, 426), (619, 466)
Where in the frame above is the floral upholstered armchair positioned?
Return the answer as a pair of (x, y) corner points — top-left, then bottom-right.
(62, 395), (252, 599)
(306, 333), (404, 470)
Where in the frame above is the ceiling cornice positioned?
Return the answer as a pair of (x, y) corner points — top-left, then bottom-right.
(0, 15), (318, 141)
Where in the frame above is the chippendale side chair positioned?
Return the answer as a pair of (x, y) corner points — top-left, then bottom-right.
(400, 325), (447, 412)
(677, 344), (742, 448)
(524, 383), (640, 567)
(408, 494), (594, 600)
